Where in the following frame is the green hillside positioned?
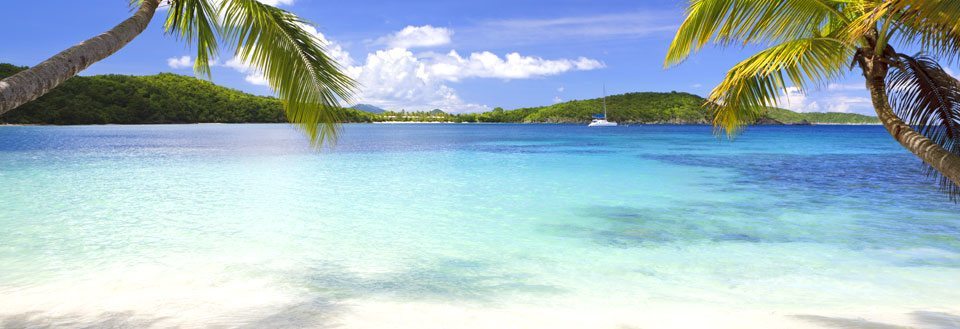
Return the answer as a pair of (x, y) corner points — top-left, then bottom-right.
(518, 91), (708, 123)
(762, 107), (879, 124)
(0, 63), (878, 125)
(450, 93), (879, 124)
(0, 64), (375, 125)
(351, 104), (386, 114)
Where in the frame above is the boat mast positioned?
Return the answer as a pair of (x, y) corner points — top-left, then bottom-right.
(602, 84), (607, 119)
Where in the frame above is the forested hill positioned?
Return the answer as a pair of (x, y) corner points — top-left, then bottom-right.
(484, 92), (879, 124)
(761, 107), (879, 125)
(0, 63), (879, 125)
(0, 63), (372, 124)
(516, 92), (710, 124)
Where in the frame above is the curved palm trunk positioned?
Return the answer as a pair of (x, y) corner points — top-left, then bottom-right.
(0, 0), (162, 115)
(866, 74), (960, 188)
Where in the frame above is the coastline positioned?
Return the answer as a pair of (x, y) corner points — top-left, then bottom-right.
(1, 122), (884, 126)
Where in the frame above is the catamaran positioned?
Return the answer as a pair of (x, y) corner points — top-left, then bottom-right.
(588, 85), (618, 127)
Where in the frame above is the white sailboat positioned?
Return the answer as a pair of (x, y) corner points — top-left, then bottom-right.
(588, 85), (618, 127)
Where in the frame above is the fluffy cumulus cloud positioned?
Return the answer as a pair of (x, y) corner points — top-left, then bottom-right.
(346, 48), (602, 112)
(346, 26), (603, 112)
(167, 56), (193, 69)
(424, 50), (603, 81)
(378, 25), (453, 49)
(776, 86), (871, 113)
(224, 58), (269, 86)
(215, 24), (603, 112)
(351, 48), (487, 112)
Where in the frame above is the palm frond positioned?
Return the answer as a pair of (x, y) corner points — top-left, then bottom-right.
(842, 0), (960, 62)
(164, 0), (220, 77)
(888, 1), (960, 64)
(887, 53), (960, 196)
(709, 37), (853, 136)
(887, 0), (960, 36)
(840, 1), (891, 45)
(220, 0), (356, 145)
(665, 0), (850, 67)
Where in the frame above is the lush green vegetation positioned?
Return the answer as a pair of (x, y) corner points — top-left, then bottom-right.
(518, 92), (709, 123)
(351, 104), (385, 114)
(0, 64), (374, 125)
(762, 107), (879, 125)
(1, 63), (878, 125)
(376, 93), (879, 124)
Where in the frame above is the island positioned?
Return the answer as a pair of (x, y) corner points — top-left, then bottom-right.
(0, 63), (879, 125)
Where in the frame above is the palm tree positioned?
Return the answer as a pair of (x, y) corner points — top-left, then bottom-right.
(0, 0), (354, 144)
(666, 0), (960, 198)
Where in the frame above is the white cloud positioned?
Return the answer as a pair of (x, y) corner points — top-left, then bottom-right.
(776, 87), (816, 112)
(345, 48), (602, 112)
(221, 24), (603, 113)
(167, 56), (193, 69)
(557, 86), (565, 93)
(224, 57), (270, 86)
(377, 25), (453, 49)
(256, 0), (294, 6)
(349, 48), (488, 112)
(821, 95), (871, 113)
(776, 86), (872, 113)
(553, 96), (564, 103)
(827, 83), (866, 91)
(244, 74), (270, 86)
(424, 50), (604, 81)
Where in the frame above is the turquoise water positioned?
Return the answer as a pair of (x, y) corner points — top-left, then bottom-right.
(1, 124), (959, 328)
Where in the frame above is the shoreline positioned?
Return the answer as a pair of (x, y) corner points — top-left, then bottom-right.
(0, 122), (884, 127)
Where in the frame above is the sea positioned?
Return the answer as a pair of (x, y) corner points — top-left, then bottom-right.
(0, 124), (958, 328)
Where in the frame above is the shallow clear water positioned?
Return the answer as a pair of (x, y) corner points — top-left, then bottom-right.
(1, 124), (958, 328)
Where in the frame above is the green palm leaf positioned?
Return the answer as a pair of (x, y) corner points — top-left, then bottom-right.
(164, 0), (220, 78)
(220, 0), (356, 145)
(709, 37), (853, 135)
(668, 0), (960, 200)
(665, 0), (849, 67)
(842, 1), (960, 61)
(157, 0), (357, 146)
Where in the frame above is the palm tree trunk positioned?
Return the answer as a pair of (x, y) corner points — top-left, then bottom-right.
(0, 0), (162, 115)
(867, 74), (960, 188)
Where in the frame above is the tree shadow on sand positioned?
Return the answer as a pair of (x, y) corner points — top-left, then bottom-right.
(0, 297), (347, 329)
(235, 297), (346, 329)
(793, 311), (960, 329)
(303, 258), (565, 305)
(0, 258), (563, 328)
(0, 311), (169, 329)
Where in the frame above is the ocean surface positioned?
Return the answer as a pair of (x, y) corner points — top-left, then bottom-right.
(0, 124), (958, 328)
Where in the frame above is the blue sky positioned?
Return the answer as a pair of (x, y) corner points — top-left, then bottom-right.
(4, 0), (954, 115)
